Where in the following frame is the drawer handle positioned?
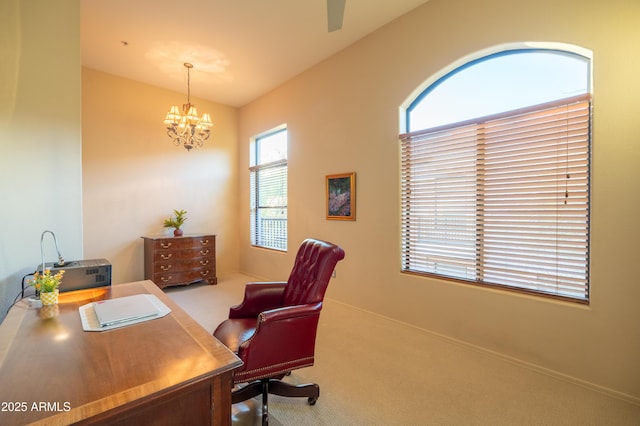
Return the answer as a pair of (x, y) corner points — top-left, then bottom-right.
(161, 253), (172, 260)
(160, 265), (172, 271)
(160, 276), (172, 282)
(200, 259), (209, 266)
(201, 239), (210, 245)
(200, 249), (210, 256)
(161, 242), (172, 249)
(200, 270), (209, 276)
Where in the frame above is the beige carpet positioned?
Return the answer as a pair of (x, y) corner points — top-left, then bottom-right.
(165, 274), (640, 425)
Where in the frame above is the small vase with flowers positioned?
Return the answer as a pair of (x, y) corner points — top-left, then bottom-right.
(29, 269), (65, 306)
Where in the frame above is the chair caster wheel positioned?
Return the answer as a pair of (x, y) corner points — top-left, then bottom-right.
(308, 397), (317, 405)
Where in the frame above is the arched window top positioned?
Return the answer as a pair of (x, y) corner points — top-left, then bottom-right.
(406, 47), (591, 132)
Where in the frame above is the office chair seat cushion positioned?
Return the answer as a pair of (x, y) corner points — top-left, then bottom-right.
(214, 318), (257, 353)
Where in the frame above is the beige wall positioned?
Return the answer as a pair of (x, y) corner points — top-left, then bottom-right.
(81, 69), (240, 284)
(238, 0), (640, 400)
(0, 0), (82, 320)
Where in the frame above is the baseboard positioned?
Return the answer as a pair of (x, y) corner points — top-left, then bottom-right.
(326, 297), (640, 407)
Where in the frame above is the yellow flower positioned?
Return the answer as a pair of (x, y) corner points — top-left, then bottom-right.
(29, 269), (65, 293)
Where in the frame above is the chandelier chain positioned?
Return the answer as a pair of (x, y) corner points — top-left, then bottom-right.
(186, 63), (192, 106)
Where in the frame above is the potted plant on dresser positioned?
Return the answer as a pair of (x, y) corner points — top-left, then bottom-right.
(163, 209), (188, 237)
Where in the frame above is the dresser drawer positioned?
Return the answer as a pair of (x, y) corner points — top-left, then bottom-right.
(154, 256), (214, 273)
(152, 247), (214, 263)
(153, 268), (216, 288)
(152, 236), (214, 251)
(142, 234), (217, 289)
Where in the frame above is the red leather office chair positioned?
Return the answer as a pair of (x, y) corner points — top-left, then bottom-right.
(213, 238), (345, 425)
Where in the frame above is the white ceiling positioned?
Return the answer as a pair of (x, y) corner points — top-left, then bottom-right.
(81, 0), (430, 107)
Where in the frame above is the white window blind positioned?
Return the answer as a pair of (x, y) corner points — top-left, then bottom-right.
(400, 94), (591, 302)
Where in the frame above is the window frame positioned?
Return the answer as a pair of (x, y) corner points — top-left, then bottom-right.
(250, 127), (288, 251)
(399, 46), (592, 303)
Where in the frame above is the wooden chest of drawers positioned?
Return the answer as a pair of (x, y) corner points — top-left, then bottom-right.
(142, 234), (217, 289)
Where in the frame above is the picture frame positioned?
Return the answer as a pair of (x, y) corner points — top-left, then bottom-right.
(326, 172), (356, 221)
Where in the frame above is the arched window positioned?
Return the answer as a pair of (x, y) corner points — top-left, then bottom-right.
(400, 45), (592, 302)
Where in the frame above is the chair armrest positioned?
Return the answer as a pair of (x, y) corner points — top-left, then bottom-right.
(259, 302), (322, 323)
(229, 282), (287, 319)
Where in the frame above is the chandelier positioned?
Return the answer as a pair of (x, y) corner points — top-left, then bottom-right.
(164, 63), (213, 151)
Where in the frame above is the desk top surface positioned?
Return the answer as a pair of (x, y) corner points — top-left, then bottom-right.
(0, 280), (241, 425)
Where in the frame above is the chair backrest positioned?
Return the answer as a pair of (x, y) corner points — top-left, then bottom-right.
(282, 238), (345, 306)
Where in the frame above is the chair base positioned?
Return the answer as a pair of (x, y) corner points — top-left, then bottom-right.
(232, 378), (319, 425)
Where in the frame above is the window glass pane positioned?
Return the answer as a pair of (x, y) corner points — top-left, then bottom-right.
(408, 50), (589, 131)
(258, 129), (287, 164)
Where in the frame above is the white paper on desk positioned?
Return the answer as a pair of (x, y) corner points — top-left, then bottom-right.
(79, 294), (171, 331)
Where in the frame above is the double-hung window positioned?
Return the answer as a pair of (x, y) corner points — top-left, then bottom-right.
(250, 128), (288, 251)
(400, 48), (592, 302)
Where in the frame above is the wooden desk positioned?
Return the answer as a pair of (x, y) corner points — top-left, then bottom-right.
(0, 281), (242, 425)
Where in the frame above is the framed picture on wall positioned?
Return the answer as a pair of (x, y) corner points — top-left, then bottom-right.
(326, 172), (356, 221)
